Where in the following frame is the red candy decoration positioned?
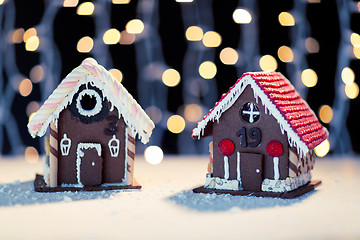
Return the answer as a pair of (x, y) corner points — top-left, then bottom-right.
(218, 139), (235, 156)
(266, 140), (283, 157)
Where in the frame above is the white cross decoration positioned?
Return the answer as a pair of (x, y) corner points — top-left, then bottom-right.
(242, 103), (260, 123)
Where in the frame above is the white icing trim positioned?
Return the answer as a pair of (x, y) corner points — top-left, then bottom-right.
(123, 127), (128, 184)
(60, 134), (71, 156)
(273, 157), (280, 180)
(223, 156), (229, 180)
(192, 75), (310, 157)
(76, 88), (102, 117)
(236, 151), (241, 182)
(76, 143), (102, 185)
(108, 135), (120, 157)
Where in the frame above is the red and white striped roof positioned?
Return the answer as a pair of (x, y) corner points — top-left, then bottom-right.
(192, 72), (328, 156)
(28, 58), (154, 144)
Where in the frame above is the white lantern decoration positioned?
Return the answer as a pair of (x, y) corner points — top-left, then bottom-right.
(108, 135), (120, 157)
(60, 134), (71, 156)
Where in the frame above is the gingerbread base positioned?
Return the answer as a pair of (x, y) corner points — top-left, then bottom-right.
(34, 174), (141, 192)
(192, 180), (321, 199)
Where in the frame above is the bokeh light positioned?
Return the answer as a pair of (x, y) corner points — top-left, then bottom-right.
(184, 104), (203, 122)
(233, 9), (252, 24)
(314, 139), (330, 157)
(11, 28), (24, 43)
(176, 0), (193, 2)
(259, 55), (277, 72)
(318, 105), (333, 124)
(350, 33), (360, 47)
(278, 12), (295, 26)
(119, 30), (136, 45)
(26, 101), (40, 117)
(19, 78), (33, 97)
(109, 68), (123, 82)
(23, 28), (37, 43)
(77, 2), (95, 15)
(185, 26), (203, 41)
(144, 145), (164, 165)
(202, 31), (221, 47)
(30, 65), (45, 83)
(112, 0), (131, 3)
(219, 47), (238, 65)
(341, 67), (355, 85)
(167, 115), (185, 134)
(126, 19), (144, 34)
(305, 37), (320, 53)
(354, 47), (360, 59)
(145, 106), (162, 124)
(103, 28), (121, 45)
(199, 61), (217, 79)
(345, 82), (359, 99)
(63, 0), (79, 7)
(77, 36), (94, 53)
(25, 36), (40, 51)
(277, 46), (294, 62)
(301, 69), (318, 87)
(162, 68), (181, 87)
(25, 146), (39, 164)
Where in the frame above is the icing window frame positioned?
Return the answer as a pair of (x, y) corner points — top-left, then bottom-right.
(76, 89), (103, 117)
(240, 102), (260, 123)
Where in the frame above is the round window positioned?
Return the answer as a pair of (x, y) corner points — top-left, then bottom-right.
(76, 89), (102, 117)
(240, 102), (260, 123)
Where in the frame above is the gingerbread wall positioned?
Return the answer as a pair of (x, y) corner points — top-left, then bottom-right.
(57, 91), (127, 185)
(212, 85), (290, 181)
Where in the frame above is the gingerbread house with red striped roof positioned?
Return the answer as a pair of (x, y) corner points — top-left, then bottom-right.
(192, 72), (328, 198)
(28, 58), (154, 192)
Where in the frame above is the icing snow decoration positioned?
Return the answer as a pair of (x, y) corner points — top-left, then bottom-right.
(60, 134), (71, 156)
(76, 89), (102, 117)
(76, 143), (102, 185)
(108, 135), (120, 157)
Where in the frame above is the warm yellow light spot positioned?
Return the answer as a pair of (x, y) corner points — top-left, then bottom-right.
(199, 61), (217, 79)
(103, 28), (121, 45)
(259, 55), (277, 72)
(112, 0), (130, 3)
(354, 46), (360, 59)
(233, 9), (252, 24)
(77, 36), (94, 53)
(119, 30), (135, 45)
(26, 101), (40, 117)
(109, 68), (123, 82)
(278, 12), (295, 26)
(0, 0), (5, 5)
(350, 33), (360, 47)
(277, 46), (294, 62)
(25, 36), (40, 51)
(126, 19), (144, 34)
(19, 78), (33, 97)
(145, 106), (162, 124)
(314, 139), (330, 157)
(184, 104), (203, 122)
(77, 2), (94, 15)
(318, 105), (333, 124)
(23, 28), (37, 43)
(308, 0), (321, 3)
(301, 69), (318, 87)
(25, 146), (39, 164)
(202, 31), (222, 48)
(341, 67), (355, 85)
(30, 65), (45, 83)
(185, 26), (203, 41)
(11, 28), (24, 43)
(144, 146), (164, 165)
(28, 112), (36, 123)
(305, 37), (320, 53)
(220, 47), (238, 65)
(175, 0), (193, 2)
(63, 0), (78, 7)
(167, 115), (186, 134)
(162, 68), (181, 87)
(345, 82), (359, 99)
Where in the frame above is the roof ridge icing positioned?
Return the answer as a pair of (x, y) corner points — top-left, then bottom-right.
(28, 58), (154, 144)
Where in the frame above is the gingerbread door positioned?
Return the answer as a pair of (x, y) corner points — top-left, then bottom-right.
(240, 152), (263, 192)
(77, 143), (103, 186)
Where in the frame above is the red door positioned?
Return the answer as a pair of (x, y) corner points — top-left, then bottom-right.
(240, 152), (264, 192)
(77, 143), (103, 186)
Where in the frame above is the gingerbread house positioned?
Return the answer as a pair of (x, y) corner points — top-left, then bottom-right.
(192, 72), (328, 198)
(28, 58), (155, 192)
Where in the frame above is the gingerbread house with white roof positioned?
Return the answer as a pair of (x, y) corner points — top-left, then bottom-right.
(192, 72), (328, 198)
(28, 58), (154, 192)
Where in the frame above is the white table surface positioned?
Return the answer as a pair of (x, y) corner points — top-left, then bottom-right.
(0, 156), (359, 240)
